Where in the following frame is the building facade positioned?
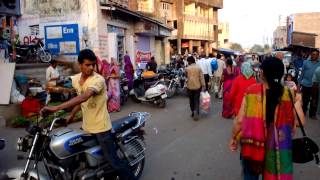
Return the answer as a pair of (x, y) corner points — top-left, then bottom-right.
(130, 0), (223, 56)
(217, 22), (229, 49)
(17, 0), (171, 66)
(273, 26), (287, 50)
(287, 12), (320, 48)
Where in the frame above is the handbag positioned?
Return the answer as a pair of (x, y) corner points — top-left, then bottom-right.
(288, 90), (320, 164)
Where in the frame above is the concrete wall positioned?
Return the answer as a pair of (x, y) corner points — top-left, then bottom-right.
(293, 13), (320, 48)
(18, 0), (100, 62)
(273, 26), (287, 49)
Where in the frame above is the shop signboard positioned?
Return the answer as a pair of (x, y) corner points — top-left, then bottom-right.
(0, 0), (21, 15)
(44, 24), (80, 55)
(136, 50), (152, 63)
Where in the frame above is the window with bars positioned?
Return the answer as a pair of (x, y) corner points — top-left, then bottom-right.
(30, 25), (39, 36)
(162, 2), (169, 10)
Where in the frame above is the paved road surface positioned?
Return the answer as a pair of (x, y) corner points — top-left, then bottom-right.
(0, 95), (319, 179)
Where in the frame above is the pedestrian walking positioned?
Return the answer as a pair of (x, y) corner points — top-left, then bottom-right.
(185, 56), (205, 121)
(196, 54), (212, 91)
(299, 49), (320, 120)
(213, 54), (226, 98)
(229, 57), (305, 180)
(284, 73), (297, 91)
(124, 52), (134, 90)
(227, 62), (256, 117)
(312, 66), (320, 118)
(107, 57), (121, 112)
(221, 58), (240, 118)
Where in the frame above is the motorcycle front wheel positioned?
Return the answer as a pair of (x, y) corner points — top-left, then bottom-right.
(131, 157), (145, 179)
(38, 50), (52, 63)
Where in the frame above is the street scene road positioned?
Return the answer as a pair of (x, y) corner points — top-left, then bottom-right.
(1, 95), (319, 180)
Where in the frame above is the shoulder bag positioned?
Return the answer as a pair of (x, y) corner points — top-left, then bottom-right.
(288, 90), (319, 164)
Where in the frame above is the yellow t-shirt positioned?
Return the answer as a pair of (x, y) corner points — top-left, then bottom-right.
(71, 72), (111, 133)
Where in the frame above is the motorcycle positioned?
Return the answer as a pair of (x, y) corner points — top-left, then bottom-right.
(27, 37), (52, 63)
(130, 70), (167, 108)
(120, 71), (129, 106)
(5, 112), (150, 180)
(159, 68), (186, 98)
(8, 37), (52, 63)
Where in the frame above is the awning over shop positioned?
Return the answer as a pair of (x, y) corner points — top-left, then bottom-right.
(100, 4), (172, 37)
(279, 44), (318, 52)
(215, 48), (241, 55)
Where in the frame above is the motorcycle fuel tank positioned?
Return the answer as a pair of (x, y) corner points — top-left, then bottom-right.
(50, 128), (98, 159)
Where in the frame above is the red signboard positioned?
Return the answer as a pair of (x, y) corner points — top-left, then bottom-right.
(136, 50), (152, 63)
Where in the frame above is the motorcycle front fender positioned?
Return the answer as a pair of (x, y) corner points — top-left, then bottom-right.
(5, 167), (48, 180)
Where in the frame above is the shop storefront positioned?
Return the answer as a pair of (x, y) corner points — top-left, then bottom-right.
(0, 0), (21, 62)
(107, 25), (125, 65)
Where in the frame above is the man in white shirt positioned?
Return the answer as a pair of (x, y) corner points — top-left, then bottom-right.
(46, 60), (60, 87)
(213, 54), (226, 98)
(196, 54), (212, 91)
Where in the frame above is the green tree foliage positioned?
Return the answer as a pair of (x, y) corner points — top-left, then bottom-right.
(250, 44), (264, 53)
(230, 43), (244, 52)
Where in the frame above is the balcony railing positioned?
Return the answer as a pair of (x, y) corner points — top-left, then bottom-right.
(185, 0), (223, 9)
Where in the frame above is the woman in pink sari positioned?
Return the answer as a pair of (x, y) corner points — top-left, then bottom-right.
(96, 57), (110, 100)
(107, 57), (121, 112)
(221, 58), (240, 118)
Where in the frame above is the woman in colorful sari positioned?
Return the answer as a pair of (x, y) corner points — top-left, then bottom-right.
(227, 62), (256, 117)
(221, 58), (240, 118)
(95, 57), (110, 100)
(107, 57), (121, 112)
(124, 53), (134, 90)
(229, 57), (305, 180)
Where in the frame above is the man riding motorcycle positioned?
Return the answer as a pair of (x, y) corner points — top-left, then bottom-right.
(41, 49), (136, 180)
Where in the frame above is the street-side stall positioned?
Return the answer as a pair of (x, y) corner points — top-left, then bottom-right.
(0, 59), (80, 128)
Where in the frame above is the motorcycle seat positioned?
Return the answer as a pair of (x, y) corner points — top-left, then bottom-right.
(112, 116), (138, 134)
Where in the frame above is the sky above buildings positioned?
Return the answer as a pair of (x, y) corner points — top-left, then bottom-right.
(219, 0), (320, 48)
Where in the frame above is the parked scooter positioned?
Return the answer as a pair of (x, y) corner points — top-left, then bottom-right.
(5, 112), (149, 180)
(130, 70), (167, 108)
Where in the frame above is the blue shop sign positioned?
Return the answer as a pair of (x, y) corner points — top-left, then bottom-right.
(44, 24), (80, 55)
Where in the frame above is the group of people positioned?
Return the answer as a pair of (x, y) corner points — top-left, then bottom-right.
(227, 49), (320, 180)
(184, 49), (320, 179)
(41, 47), (320, 180)
(94, 53), (135, 112)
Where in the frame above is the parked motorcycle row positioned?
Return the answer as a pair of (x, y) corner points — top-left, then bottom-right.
(8, 37), (52, 63)
(118, 65), (187, 108)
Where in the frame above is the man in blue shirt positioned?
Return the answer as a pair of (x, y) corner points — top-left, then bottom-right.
(312, 66), (320, 118)
(299, 49), (320, 120)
